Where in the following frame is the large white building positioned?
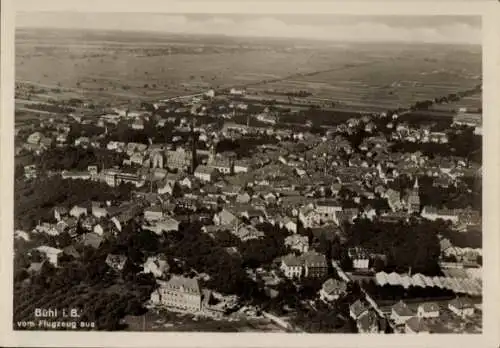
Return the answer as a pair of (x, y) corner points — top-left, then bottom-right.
(150, 276), (202, 312)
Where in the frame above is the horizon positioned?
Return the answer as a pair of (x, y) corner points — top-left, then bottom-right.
(15, 12), (482, 45)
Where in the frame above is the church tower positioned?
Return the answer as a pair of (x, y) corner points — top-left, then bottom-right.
(407, 177), (421, 214)
(208, 141), (217, 166)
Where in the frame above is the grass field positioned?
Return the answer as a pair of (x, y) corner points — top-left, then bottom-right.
(16, 28), (481, 111)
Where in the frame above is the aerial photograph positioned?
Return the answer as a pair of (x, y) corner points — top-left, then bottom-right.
(13, 12), (482, 333)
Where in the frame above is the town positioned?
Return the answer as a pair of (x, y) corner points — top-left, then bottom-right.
(13, 81), (482, 333)
(13, 24), (482, 334)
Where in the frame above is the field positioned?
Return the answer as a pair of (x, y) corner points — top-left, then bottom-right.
(16, 28), (481, 113)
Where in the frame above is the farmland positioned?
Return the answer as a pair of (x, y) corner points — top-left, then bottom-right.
(16, 28), (481, 114)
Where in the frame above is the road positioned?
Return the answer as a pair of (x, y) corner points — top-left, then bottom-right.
(331, 260), (398, 331)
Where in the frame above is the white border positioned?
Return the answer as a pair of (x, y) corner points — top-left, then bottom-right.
(1, 1), (499, 348)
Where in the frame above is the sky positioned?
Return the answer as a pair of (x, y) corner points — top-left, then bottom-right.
(15, 1), (482, 45)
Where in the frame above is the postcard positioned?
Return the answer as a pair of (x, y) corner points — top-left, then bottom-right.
(1, 1), (499, 347)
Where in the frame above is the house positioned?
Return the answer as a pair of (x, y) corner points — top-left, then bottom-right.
(63, 245), (81, 259)
(357, 310), (380, 333)
(284, 234), (309, 253)
(448, 298), (475, 318)
(315, 199), (342, 222)
(35, 246), (63, 267)
(82, 232), (104, 249)
(236, 192), (251, 204)
(34, 223), (59, 236)
(131, 118), (145, 130)
(385, 189), (402, 212)
(27, 131), (43, 144)
(417, 302), (440, 318)
(348, 248), (370, 270)
(233, 224), (265, 241)
(93, 224), (104, 236)
(319, 278), (347, 302)
(70, 205), (88, 218)
(158, 181), (175, 195)
(105, 254), (128, 271)
(150, 275), (202, 312)
(421, 206), (459, 223)
(405, 317), (430, 334)
(241, 209), (266, 223)
(179, 176), (193, 189)
(298, 206), (320, 229)
(213, 208), (239, 226)
(194, 165), (218, 182)
(302, 251), (328, 278)
(349, 299), (369, 320)
(54, 206), (69, 221)
(209, 158), (233, 175)
(92, 205), (108, 219)
(334, 208), (359, 226)
(391, 300), (414, 325)
(234, 160), (251, 173)
(281, 217), (298, 234)
(280, 254), (303, 279)
(81, 215), (98, 231)
(144, 206), (164, 222)
(143, 256), (170, 278)
(143, 218), (180, 235)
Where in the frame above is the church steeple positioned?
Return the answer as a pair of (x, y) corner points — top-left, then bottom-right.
(408, 176), (421, 214)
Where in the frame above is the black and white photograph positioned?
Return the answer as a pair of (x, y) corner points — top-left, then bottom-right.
(3, 0), (498, 344)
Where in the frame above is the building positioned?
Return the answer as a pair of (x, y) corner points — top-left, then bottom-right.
(213, 208), (239, 226)
(298, 206), (320, 228)
(166, 147), (191, 172)
(405, 317), (430, 334)
(407, 178), (421, 214)
(357, 310), (380, 333)
(348, 248), (370, 270)
(27, 131), (43, 145)
(281, 217), (298, 234)
(91, 205), (108, 219)
(35, 246), (62, 267)
(349, 300), (368, 320)
(151, 276), (202, 312)
(319, 278), (347, 302)
(101, 168), (144, 188)
(421, 206), (459, 223)
(417, 302), (440, 318)
(284, 234), (309, 253)
(144, 206), (164, 222)
(385, 189), (402, 212)
(233, 224), (265, 241)
(143, 218), (180, 235)
(391, 300), (414, 325)
(150, 152), (164, 169)
(315, 200), (342, 221)
(143, 256), (170, 278)
(234, 160), (251, 174)
(302, 251), (328, 278)
(280, 254), (303, 279)
(70, 205), (88, 218)
(131, 118), (145, 130)
(194, 165), (218, 182)
(448, 298), (475, 318)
